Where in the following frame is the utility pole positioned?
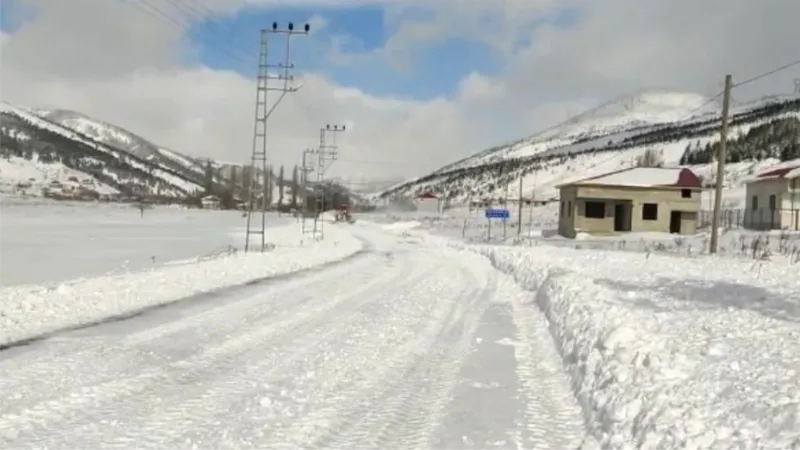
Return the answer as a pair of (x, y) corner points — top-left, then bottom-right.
(709, 74), (732, 254)
(312, 124), (346, 240)
(244, 21), (310, 253)
(528, 167), (538, 237)
(517, 174), (524, 237)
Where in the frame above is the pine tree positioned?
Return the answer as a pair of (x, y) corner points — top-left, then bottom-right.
(242, 165), (252, 204)
(204, 159), (213, 195)
(228, 166), (238, 202)
(291, 165), (299, 208)
(264, 166), (273, 207)
(277, 165), (285, 206)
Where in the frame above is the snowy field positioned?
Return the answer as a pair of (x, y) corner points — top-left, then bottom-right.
(372, 199), (800, 263)
(0, 199), (294, 286)
(0, 204), (362, 345)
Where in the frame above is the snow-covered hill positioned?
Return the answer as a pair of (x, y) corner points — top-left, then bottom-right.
(1, 102), (205, 199)
(1, 103), (266, 202)
(39, 109), (246, 188)
(330, 175), (406, 196)
(379, 91), (800, 204)
(0, 102), (352, 207)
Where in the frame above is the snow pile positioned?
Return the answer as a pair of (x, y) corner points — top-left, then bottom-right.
(471, 244), (800, 449)
(381, 220), (422, 232)
(0, 223), (363, 346)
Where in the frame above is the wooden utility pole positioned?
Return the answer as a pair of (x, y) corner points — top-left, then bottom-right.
(517, 174), (524, 237)
(709, 74), (732, 254)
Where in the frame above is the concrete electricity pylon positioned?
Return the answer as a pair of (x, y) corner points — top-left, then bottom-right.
(244, 21), (310, 253)
(312, 124), (346, 240)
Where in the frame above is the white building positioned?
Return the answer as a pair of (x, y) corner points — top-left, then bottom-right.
(744, 163), (800, 230)
(201, 195), (221, 210)
(414, 191), (441, 213)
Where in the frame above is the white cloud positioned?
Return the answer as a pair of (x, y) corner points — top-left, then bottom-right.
(1, 0), (798, 182)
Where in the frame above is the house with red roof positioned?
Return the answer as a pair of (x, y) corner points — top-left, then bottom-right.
(744, 162), (800, 230)
(414, 191), (441, 214)
(555, 166), (703, 238)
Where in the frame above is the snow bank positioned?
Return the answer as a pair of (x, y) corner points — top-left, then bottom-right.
(0, 224), (363, 346)
(471, 244), (800, 449)
(381, 220), (422, 232)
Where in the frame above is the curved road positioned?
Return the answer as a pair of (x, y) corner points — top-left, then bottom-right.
(0, 223), (590, 449)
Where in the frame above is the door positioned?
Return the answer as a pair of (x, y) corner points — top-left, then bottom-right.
(669, 211), (681, 234)
(613, 203), (630, 232)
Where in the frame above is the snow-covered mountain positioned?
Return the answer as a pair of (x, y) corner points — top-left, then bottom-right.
(378, 91), (800, 204)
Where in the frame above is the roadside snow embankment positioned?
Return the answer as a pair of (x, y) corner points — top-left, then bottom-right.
(475, 244), (800, 449)
(0, 223), (362, 346)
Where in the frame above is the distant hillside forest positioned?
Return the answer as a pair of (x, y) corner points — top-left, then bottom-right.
(679, 116), (800, 164)
(382, 98), (800, 199)
(1, 111), (359, 210)
(0, 111), (197, 198)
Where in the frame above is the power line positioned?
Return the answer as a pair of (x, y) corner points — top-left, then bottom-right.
(166, 0), (256, 64)
(336, 158), (423, 166)
(123, 0), (256, 72)
(733, 59), (800, 88)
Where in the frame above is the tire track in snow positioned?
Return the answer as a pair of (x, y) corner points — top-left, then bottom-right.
(0, 251), (426, 447)
(266, 255), (495, 450)
(505, 275), (593, 449)
(106, 251), (437, 449)
(431, 301), (525, 449)
(0, 253), (379, 412)
(234, 251), (462, 448)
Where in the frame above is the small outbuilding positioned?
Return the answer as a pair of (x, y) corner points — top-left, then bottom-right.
(556, 167), (702, 238)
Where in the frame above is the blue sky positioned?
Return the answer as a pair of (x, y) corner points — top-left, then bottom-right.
(0, 0), (577, 102)
(188, 4), (507, 101)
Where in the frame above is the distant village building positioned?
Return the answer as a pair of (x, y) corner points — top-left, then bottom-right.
(41, 178), (99, 200)
(744, 162), (800, 230)
(556, 167), (702, 238)
(414, 191), (441, 213)
(201, 194), (221, 210)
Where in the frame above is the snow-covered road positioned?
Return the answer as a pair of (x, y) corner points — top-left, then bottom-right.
(0, 224), (590, 449)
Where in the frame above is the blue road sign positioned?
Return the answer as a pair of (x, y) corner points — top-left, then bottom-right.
(485, 208), (510, 219)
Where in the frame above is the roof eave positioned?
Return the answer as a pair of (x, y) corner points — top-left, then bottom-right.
(563, 182), (701, 190)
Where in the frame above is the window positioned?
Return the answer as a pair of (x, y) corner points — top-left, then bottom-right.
(560, 201), (565, 215)
(584, 201), (605, 218)
(642, 203), (658, 221)
(751, 196), (758, 210)
(769, 194), (776, 210)
(568, 201), (572, 217)
(681, 189), (692, 198)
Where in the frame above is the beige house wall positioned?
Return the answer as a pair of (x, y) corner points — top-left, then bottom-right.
(745, 176), (800, 230)
(557, 184), (701, 237)
(558, 185), (578, 238)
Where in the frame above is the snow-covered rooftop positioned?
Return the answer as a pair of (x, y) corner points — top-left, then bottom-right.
(564, 167), (700, 188)
(754, 161), (800, 181)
